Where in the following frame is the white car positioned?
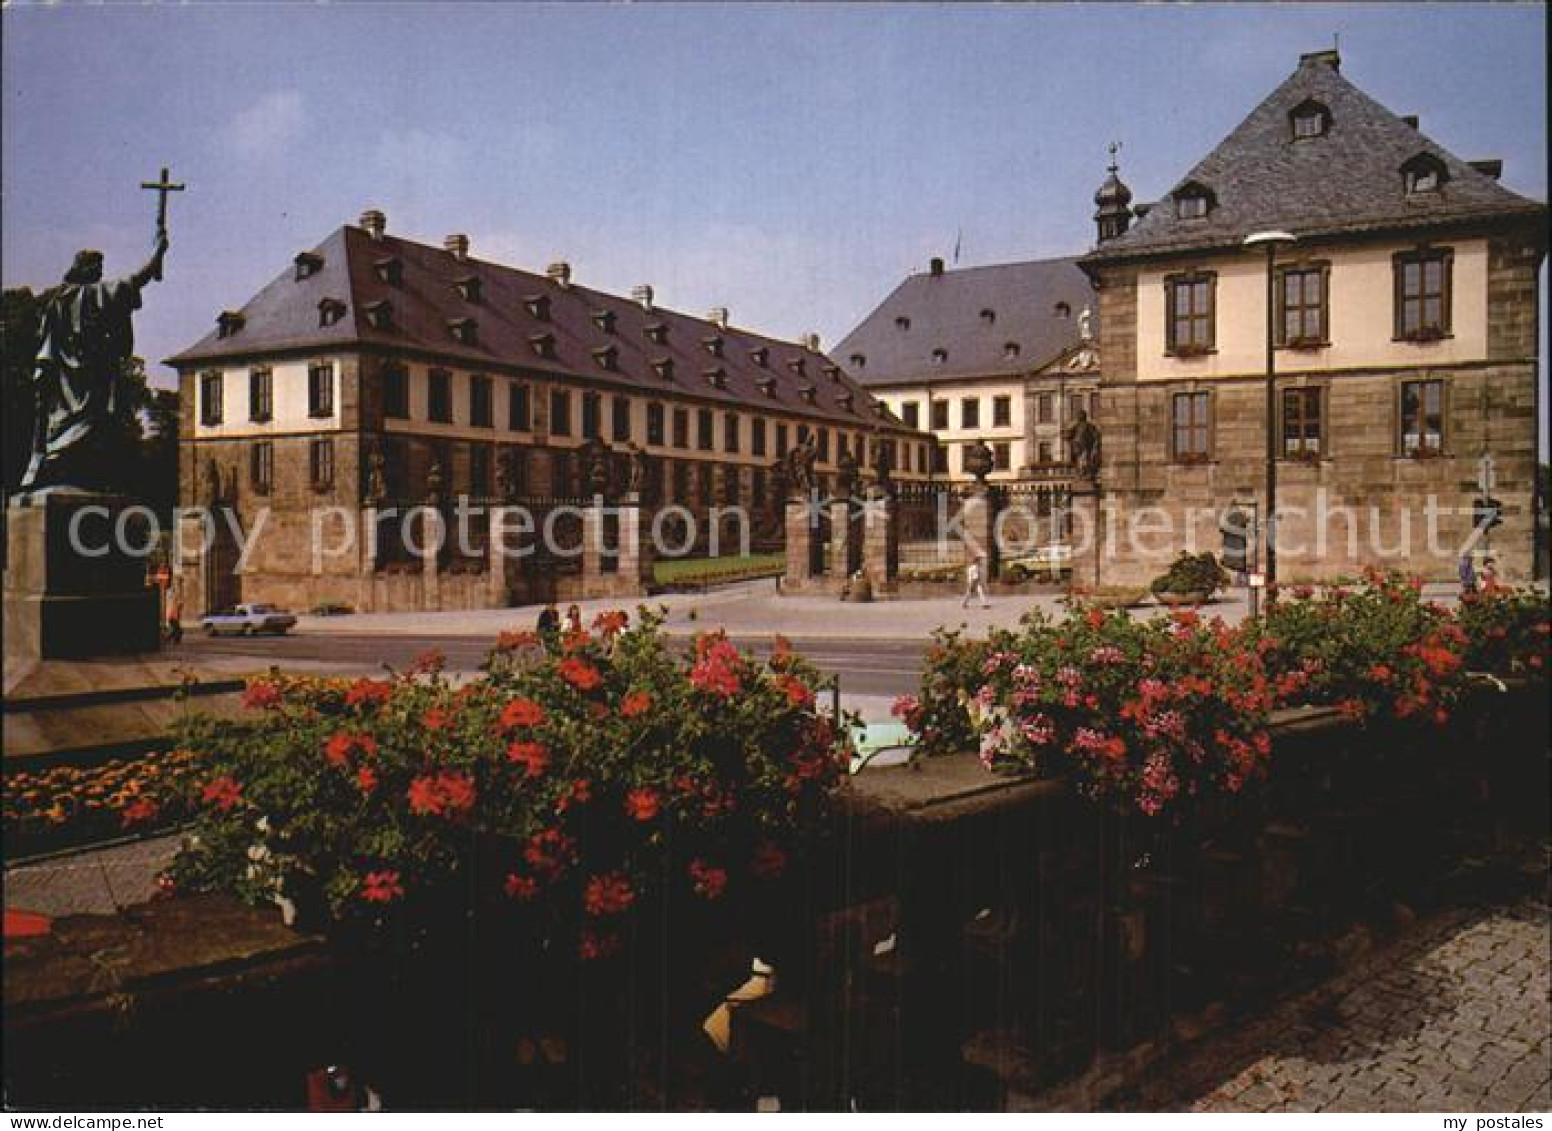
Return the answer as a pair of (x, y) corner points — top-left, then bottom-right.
(200, 603), (298, 636)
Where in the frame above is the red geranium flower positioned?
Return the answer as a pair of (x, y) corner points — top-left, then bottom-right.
(555, 778), (592, 814)
(355, 765), (379, 793)
(498, 697), (545, 732)
(422, 706), (453, 732)
(494, 629), (541, 652)
(688, 858), (728, 901)
(751, 841), (786, 880)
(583, 871), (636, 916)
(524, 828), (577, 877)
(201, 775), (243, 812)
(690, 635), (743, 697)
(592, 610), (629, 637)
(776, 674), (815, 709)
(506, 741), (549, 778)
(325, 731), (378, 768)
(361, 870), (403, 904)
(624, 787), (659, 821)
(579, 928), (621, 960)
(503, 872), (539, 901)
(407, 771), (477, 817)
(241, 679), (284, 710)
(558, 657), (603, 692)
(620, 690), (653, 718)
(346, 679), (393, 710)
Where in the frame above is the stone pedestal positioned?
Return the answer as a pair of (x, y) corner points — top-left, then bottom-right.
(1068, 484), (1103, 590)
(782, 497), (828, 594)
(826, 499), (856, 581)
(861, 492), (899, 595)
(4, 493), (160, 660)
(581, 496), (653, 599)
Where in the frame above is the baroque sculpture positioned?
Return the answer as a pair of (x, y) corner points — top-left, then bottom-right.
(1066, 408), (1102, 482)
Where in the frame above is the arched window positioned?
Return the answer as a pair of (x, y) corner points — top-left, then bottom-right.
(1173, 180), (1216, 220)
(1289, 98), (1331, 140)
(1401, 152), (1449, 195)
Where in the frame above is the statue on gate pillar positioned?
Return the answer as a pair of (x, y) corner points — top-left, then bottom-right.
(1066, 409), (1102, 483)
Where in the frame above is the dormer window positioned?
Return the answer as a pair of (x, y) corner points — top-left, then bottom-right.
(749, 346), (769, 367)
(592, 310), (616, 334)
(798, 385), (817, 405)
(645, 322), (668, 345)
(523, 294), (551, 321)
(702, 335), (724, 358)
(448, 316), (478, 345)
(704, 367), (727, 389)
(373, 257), (402, 286)
(849, 352), (866, 369)
(529, 332), (556, 360)
(216, 311), (245, 339)
(895, 316), (911, 332)
(294, 252), (323, 281)
(836, 390), (854, 411)
(454, 275), (482, 304)
(1289, 98), (1330, 140)
(786, 357), (807, 378)
(592, 345), (619, 371)
(979, 308), (996, 325)
(931, 348), (948, 365)
(1054, 302), (1071, 319)
(363, 300), (393, 331)
(1174, 181), (1215, 220)
(756, 375), (777, 397)
(1402, 152), (1449, 195)
(318, 298), (347, 328)
(651, 357), (675, 381)
(1003, 341), (1021, 361)
(822, 365), (841, 382)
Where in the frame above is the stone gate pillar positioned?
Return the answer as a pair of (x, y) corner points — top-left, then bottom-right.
(420, 505), (443, 612)
(826, 498), (853, 581)
(862, 490), (898, 595)
(960, 487), (997, 579)
(783, 494), (824, 593)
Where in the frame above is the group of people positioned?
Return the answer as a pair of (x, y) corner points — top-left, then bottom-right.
(534, 602), (585, 649)
(1459, 553), (1502, 598)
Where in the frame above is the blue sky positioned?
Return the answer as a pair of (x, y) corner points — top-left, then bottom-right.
(2, 2), (1545, 393)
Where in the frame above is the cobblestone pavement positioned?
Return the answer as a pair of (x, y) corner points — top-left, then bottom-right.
(1128, 895), (1552, 1112)
(4, 835), (178, 918)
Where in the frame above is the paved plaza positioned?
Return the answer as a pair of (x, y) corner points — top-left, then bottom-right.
(1125, 893), (1552, 1112)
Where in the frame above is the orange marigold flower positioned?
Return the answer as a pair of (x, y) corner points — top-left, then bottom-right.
(624, 787), (659, 821)
(201, 776), (243, 812)
(620, 690), (653, 718)
(583, 871), (636, 916)
(558, 657), (603, 692)
(120, 797), (160, 827)
(506, 741), (550, 778)
(498, 697), (546, 732)
(361, 870), (403, 904)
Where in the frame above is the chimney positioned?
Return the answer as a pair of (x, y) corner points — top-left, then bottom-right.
(1401, 115), (1419, 129)
(444, 233), (470, 261)
(929, 257), (945, 277)
(802, 331), (821, 352)
(708, 306), (729, 330)
(359, 209), (387, 240)
(1468, 159), (1503, 180)
(546, 261), (572, 288)
(631, 284), (655, 311)
(1298, 48), (1341, 72)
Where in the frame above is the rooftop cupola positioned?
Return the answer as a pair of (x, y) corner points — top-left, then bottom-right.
(1093, 142), (1134, 244)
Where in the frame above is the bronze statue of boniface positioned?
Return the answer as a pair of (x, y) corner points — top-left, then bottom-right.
(19, 169), (181, 498)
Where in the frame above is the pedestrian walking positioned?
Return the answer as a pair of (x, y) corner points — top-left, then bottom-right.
(1458, 553), (1477, 599)
(165, 589), (184, 644)
(962, 554), (990, 609)
(1478, 557), (1501, 593)
(536, 602), (560, 651)
(564, 604), (584, 634)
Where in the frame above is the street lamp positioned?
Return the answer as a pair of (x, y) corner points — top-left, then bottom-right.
(1243, 230), (1297, 591)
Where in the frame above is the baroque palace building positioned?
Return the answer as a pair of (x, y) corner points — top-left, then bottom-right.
(1080, 49), (1545, 583)
(837, 255), (1101, 483)
(168, 211), (929, 613)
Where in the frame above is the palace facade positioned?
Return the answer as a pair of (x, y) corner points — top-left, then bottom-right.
(1080, 49), (1545, 583)
(168, 212), (930, 613)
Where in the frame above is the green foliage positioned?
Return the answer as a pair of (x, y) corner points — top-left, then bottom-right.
(1455, 586), (1550, 678)
(168, 610), (847, 960)
(1149, 552), (1229, 596)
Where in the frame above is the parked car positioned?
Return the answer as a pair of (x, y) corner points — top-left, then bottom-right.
(1002, 545), (1073, 583)
(200, 603), (298, 636)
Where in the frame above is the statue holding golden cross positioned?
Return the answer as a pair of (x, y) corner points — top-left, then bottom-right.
(140, 166), (184, 281)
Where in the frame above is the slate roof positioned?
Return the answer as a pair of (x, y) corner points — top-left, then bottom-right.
(835, 258), (1097, 387)
(1083, 50), (1545, 265)
(168, 223), (917, 435)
